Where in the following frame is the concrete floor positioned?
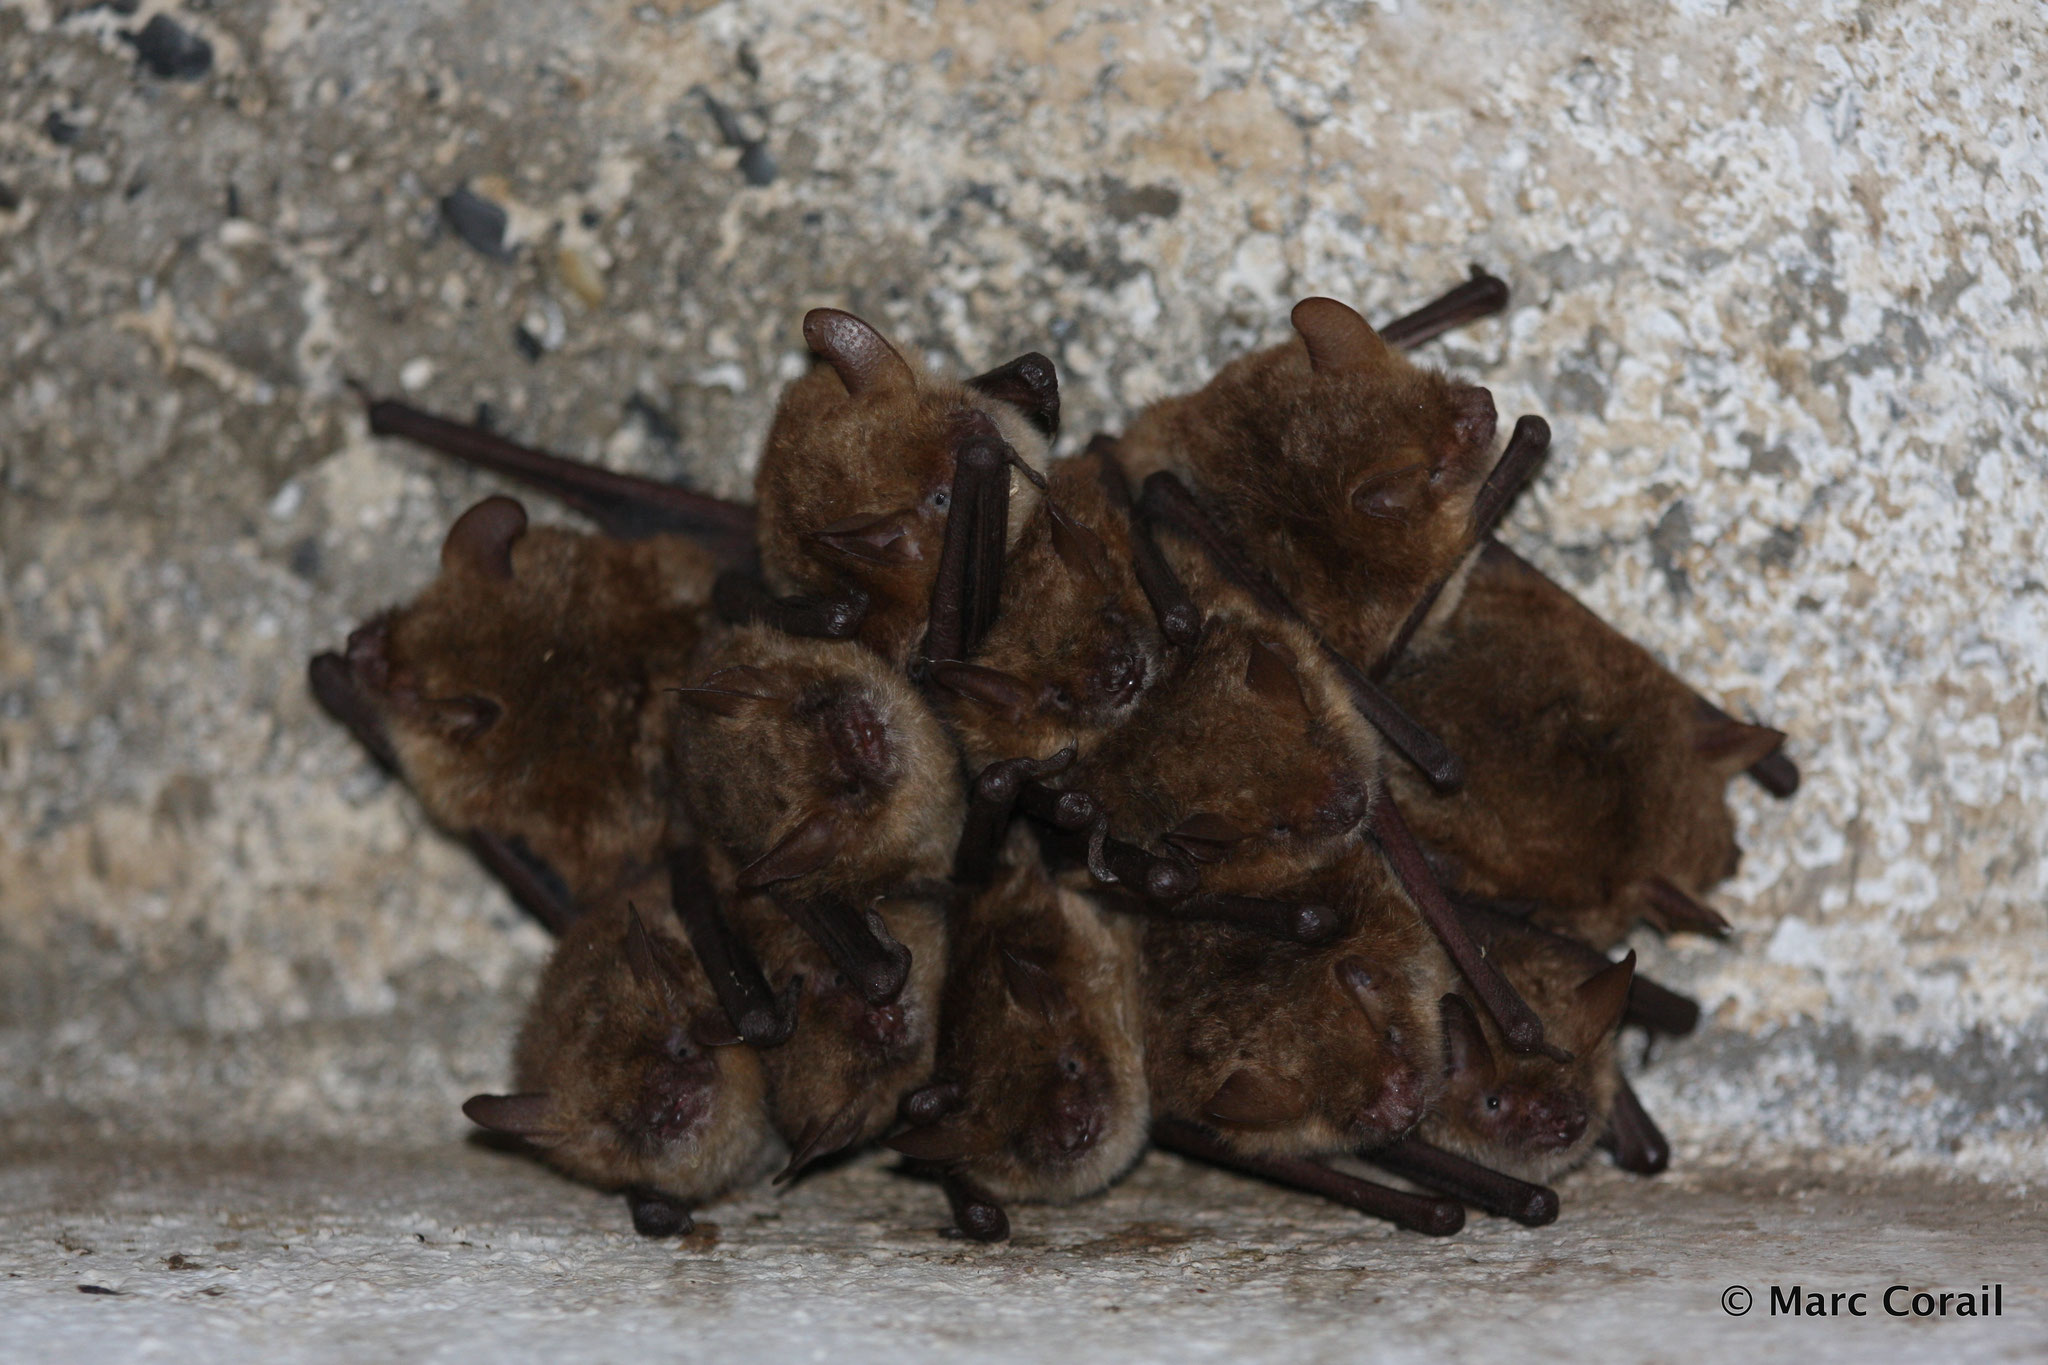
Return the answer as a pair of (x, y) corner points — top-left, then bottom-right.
(2, 1143), (2041, 1364)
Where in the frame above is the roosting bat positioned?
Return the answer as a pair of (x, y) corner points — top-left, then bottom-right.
(309, 496), (718, 929)
(887, 831), (1149, 1240)
(1380, 540), (1786, 949)
(461, 877), (779, 1236)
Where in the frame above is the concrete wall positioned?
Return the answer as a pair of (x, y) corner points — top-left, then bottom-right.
(2, 0), (2042, 1173)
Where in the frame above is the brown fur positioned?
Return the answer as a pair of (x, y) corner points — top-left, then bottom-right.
(501, 877), (779, 1205)
(1141, 844), (1450, 1158)
(1061, 533), (1381, 898)
(340, 501), (716, 905)
(674, 625), (964, 904)
(933, 448), (1175, 768)
(1383, 543), (1781, 948)
(1118, 297), (1498, 666)
(901, 831), (1149, 1203)
(1422, 914), (1635, 1182)
(753, 316), (1052, 667)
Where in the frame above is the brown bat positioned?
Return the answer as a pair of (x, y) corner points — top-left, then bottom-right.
(1381, 540), (1786, 949)
(887, 831), (1149, 1240)
(461, 877), (779, 1236)
(672, 624), (963, 1004)
(309, 496), (718, 929)
(751, 309), (1060, 666)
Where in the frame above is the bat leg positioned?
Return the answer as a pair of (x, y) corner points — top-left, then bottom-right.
(1090, 436), (1202, 648)
(940, 1171), (1011, 1242)
(357, 393), (758, 567)
(1361, 1136), (1558, 1227)
(924, 434), (1014, 666)
(467, 830), (581, 936)
(1158, 893), (1342, 945)
(1626, 972), (1703, 1037)
(1085, 822), (1200, 904)
(1137, 471), (1462, 791)
(777, 895), (912, 1005)
(954, 748), (1078, 884)
(713, 570), (870, 640)
(669, 847), (795, 1046)
(1154, 1119), (1463, 1236)
(1014, 779), (1099, 832)
(625, 1188), (695, 1238)
(1599, 1074), (1672, 1176)
(1371, 790), (1562, 1060)
(1376, 266), (1511, 349)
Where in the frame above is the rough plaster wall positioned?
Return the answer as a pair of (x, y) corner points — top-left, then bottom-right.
(1, 0), (2042, 1172)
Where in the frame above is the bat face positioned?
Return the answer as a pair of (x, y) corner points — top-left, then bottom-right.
(1141, 848), (1449, 1158)
(729, 889), (947, 1177)
(1422, 940), (1635, 1182)
(470, 889), (777, 1205)
(675, 625), (964, 902)
(332, 498), (717, 902)
(1119, 297), (1498, 659)
(1067, 539), (1381, 897)
(931, 451), (1170, 766)
(895, 846), (1148, 1203)
(753, 310), (1055, 665)
(1385, 544), (1782, 946)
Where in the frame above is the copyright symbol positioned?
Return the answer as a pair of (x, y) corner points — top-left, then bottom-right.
(1722, 1286), (1753, 1316)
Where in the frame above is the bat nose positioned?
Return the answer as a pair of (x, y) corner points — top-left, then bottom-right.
(1091, 645), (1148, 708)
(1525, 1095), (1589, 1150)
(820, 693), (893, 787)
(1452, 385), (1497, 455)
(1044, 1091), (1104, 1156)
(1315, 774), (1372, 833)
(344, 619), (393, 690)
(1356, 1065), (1425, 1139)
(857, 1001), (908, 1050)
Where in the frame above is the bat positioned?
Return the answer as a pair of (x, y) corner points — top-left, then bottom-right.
(460, 876), (780, 1237)
(886, 830), (1149, 1240)
(308, 496), (718, 929)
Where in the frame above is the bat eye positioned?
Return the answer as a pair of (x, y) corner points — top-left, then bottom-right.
(1045, 685), (1075, 713)
(1484, 1094), (1502, 1112)
(663, 1028), (694, 1063)
(928, 487), (950, 511)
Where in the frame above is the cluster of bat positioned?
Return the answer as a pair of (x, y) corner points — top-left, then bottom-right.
(309, 268), (1797, 1242)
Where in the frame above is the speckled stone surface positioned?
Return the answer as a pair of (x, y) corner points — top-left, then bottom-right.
(2, 0), (2044, 1336)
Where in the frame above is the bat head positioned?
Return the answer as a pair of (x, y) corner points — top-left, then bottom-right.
(753, 309), (1057, 665)
(1073, 546), (1382, 897)
(674, 626), (964, 902)
(322, 499), (715, 903)
(890, 855), (1149, 1203)
(1142, 849), (1450, 1157)
(930, 451), (1173, 764)
(468, 892), (776, 1206)
(1423, 949), (1634, 1181)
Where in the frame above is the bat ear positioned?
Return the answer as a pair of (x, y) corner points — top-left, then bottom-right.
(736, 810), (848, 890)
(441, 496), (528, 581)
(927, 660), (1035, 718)
(776, 1100), (871, 1185)
(1349, 462), (1430, 524)
(673, 664), (784, 718)
(1163, 812), (1254, 864)
(803, 308), (914, 397)
(1203, 1068), (1309, 1128)
(1641, 876), (1731, 937)
(462, 1092), (556, 1138)
(1047, 502), (1113, 585)
(622, 904), (675, 992)
(1336, 956), (1393, 1034)
(1438, 993), (1497, 1080)
(806, 508), (923, 565)
(1694, 704), (1787, 775)
(1571, 951), (1635, 1053)
(1245, 639), (1309, 717)
(1290, 296), (1390, 374)
(884, 1118), (994, 1163)
(424, 694), (502, 743)
(999, 943), (1076, 1024)
(966, 351), (1061, 438)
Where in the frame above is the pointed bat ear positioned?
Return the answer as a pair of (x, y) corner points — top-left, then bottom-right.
(928, 660), (1035, 718)
(441, 496), (528, 580)
(999, 944), (1076, 1024)
(806, 508), (923, 565)
(736, 810), (847, 890)
(776, 1100), (871, 1185)
(1336, 957), (1392, 1033)
(803, 308), (914, 397)
(966, 351), (1060, 438)
(424, 694), (502, 743)
(623, 905), (663, 989)
(1163, 812), (1254, 864)
(1694, 704), (1787, 774)
(1290, 296), (1389, 374)
(1438, 993), (1497, 1080)
(462, 1092), (556, 1137)
(1048, 502), (1113, 585)
(1572, 951), (1636, 1053)
(884, 1118), (992, 1163)
(1349, 462), (1430, 524)
(674, 664), (784, 718)
(1203, 1068), (1309, 1128)
(1246, 639), (1309, 717)
(1642, 876), (1731, 938)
